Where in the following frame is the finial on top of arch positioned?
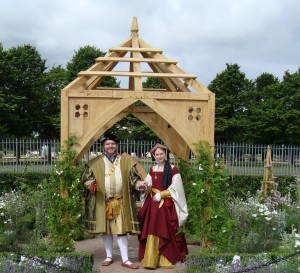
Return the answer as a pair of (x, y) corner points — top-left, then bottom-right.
(131, 16), (139, 37)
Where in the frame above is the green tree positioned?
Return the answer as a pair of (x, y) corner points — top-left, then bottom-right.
(255, 72), (279, 92)
(142, 77), (164, 89)
(38, 65), (68, 139)
(0, 43), (12, 137)
(276, 69), (300, 144)
(66, 45), (119, 87)
(242, 73), (280, 143)
(1, 44), (47, 138)
(245, 70), (300, 144)
(208, 63), (255, 143)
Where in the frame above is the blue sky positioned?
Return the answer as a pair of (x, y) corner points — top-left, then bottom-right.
(1, 0), (299, 86)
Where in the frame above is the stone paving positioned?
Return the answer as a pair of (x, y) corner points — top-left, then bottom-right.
(75, 235), (197, 273)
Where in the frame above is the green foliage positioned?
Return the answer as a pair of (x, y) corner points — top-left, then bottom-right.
(0, 44), (47, 138)
(66, 45), (120, 88)
(142, 77), (164, 89)
(66, 45), (104, 81)
(0, 190), (35, 252)
(180, 141), (233, 249)
(1, 41), (299, 143)
(110, 114), (159, 140)
(186, 251), (300, 273)
(225, 175), (298, 202)
(255, 73), (280, 91)
(245, 69), (300, 144)
(40, 65), (68, 139)
(41, 136), (85, 252)
(208, 63), (255, 143)
(0, 252), (95, 273)
(226, 196), (287, 253)
(180, 140), (300, 254)
(0, 172), (50, 193)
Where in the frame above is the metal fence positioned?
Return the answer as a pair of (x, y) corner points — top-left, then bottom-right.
(0, 139), (299, 175)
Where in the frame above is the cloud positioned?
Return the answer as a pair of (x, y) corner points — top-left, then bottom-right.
(0, 0), (299, 85)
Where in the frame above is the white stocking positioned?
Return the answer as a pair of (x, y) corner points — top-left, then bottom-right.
(102, 234), (113, 260)
(117, 235), (130, 263)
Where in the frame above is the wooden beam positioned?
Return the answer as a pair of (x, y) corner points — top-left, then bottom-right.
(95, 57), (177, 64)
(78, 71), (197, 79)
(129, 36), (143, 90)
(109, 47), (163, 53)
(66, 89), (210, 100)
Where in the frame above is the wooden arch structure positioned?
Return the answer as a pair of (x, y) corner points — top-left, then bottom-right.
(61, 17), (215, 161)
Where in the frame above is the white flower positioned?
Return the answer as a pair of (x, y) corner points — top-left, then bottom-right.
(192, 183), (197, 186)
(265, 217), (272, 221)
(200, 189), (205, 193)
(198, 164), (203, 171)
(232, 255), (241, 265)
(54, 257), (66, 267)
(56, 170), (63, 175)
(295, 240), (300, 247)
(252, 214), (257, 218)
(264, 210), (271, 216)
(20, 256), (27, 262)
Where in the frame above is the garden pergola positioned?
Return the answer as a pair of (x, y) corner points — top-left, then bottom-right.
(60, 17), (215, 161)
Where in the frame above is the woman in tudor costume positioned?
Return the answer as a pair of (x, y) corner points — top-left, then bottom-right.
(136, 143), (188, 269)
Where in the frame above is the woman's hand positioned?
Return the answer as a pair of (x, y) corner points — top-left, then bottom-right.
(153, 192), (161, 202)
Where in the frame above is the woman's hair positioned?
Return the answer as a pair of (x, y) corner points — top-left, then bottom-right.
(150, 143), (168, 157)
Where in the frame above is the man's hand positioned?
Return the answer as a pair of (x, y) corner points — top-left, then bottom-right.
(136, 181), (148, 191)
(90, 180), (99, 194)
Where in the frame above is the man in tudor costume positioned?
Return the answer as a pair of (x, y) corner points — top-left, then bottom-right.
(82, 134), (146, 270)
(136, 143), (188, 269)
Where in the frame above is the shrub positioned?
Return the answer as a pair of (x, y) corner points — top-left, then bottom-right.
(41, 136), (85, 252)
(180, 141), (234, 249)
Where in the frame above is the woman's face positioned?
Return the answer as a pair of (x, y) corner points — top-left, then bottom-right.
(154, 147), (167, 164)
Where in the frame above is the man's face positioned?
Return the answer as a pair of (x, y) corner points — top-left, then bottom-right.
(103, 140), (117, 156)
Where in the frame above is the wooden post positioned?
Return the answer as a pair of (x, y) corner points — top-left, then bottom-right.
(262, 145), (274, 199)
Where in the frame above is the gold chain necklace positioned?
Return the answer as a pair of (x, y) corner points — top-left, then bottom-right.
(105, 155), (120, 177)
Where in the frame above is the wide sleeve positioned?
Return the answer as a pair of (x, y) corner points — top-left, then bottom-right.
(81, 164), (95, 190)
(168, 173), (188, 227)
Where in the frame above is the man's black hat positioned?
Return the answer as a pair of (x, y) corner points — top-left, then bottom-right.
(100, 134), (119, 144)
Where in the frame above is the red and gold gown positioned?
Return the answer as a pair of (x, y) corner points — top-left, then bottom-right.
(138, 166), (188, 269)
